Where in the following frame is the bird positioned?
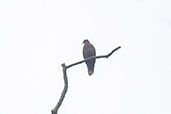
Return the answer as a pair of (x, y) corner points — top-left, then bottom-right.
(82, 39), (96, 75)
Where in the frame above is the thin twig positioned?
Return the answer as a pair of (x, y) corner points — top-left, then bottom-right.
(51, 46), (121, 114)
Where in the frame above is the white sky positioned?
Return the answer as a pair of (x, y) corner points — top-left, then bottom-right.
(0, 0), (171, 114)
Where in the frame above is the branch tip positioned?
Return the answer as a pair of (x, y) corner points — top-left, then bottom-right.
(61, 63), (67, 69)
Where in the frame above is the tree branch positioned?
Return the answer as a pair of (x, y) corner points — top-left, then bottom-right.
(66, 46), (121, 69)
(51, 46), (121, 114)
(51, 64), (68, 114)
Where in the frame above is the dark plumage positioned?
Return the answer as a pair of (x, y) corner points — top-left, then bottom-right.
(83, 39), (96, 75)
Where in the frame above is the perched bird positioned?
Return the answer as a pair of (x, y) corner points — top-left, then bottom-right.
(82, 39), (96, 75)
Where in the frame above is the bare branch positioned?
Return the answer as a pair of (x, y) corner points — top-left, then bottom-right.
(66, 46), (121, 69)
(51, 64), (68, 114)
(51, 46), (121, 114)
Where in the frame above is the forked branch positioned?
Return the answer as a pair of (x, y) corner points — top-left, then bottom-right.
(51, 46), (121, 114)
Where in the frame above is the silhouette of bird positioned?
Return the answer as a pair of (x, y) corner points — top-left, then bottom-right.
(83, 39), (96, 75)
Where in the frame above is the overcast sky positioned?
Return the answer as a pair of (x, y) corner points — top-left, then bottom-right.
(1, 0), (171, 114)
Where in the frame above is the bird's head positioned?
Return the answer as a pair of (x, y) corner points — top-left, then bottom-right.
(83, 39), (90, 44)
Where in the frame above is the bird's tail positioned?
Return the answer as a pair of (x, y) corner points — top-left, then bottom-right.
(88, 69), (94, 76)
(86, 60), (95, 76)
(88, 70), (94, 75)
